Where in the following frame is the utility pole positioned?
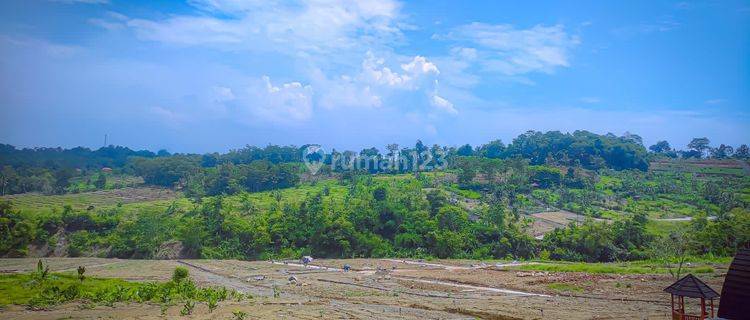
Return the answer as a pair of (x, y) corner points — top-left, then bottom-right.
(104, 134), (108, 147)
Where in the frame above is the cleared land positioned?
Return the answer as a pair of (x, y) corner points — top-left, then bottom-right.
(650, 159), (749, 176)
(0, 258), (727, 319)
(0, 187), (179, 212)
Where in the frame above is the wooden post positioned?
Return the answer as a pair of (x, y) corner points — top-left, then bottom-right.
(671, 294), (675, 317)
(680, 296), (684, 312)
(700, 298), (706, 320)
(710, 299), (714, 318)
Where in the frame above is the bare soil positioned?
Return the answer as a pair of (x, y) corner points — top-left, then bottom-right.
(0, 258), (726, 319)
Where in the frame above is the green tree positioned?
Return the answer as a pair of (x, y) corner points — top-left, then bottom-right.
(649, 140), (671, 153)
(456, 144), (474, 156)
(94, 173), (107, 189)
(687, 137), (711, 158)
(734, 144), (749, 159)
(479, 139), (505, 158)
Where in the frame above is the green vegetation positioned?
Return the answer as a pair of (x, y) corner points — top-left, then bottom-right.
(1, 131), (748, 264)
(0, 262), (243, 310)
(513, 260), (716, 275)
(547, 282), (584, 293)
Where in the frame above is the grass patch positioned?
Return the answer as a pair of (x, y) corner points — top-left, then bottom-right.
(0, 264), (246, 309)
(513, 261), (717, 275)
(0, 273), (138, 306)
(547, 282), (584, 293)
(645, 219), (689, 236)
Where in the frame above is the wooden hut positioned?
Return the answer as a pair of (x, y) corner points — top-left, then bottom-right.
(718, 247), (750, 319)
(664, 274), (719, 320)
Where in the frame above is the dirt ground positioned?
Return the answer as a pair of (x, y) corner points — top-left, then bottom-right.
(0, 258), (727, 319)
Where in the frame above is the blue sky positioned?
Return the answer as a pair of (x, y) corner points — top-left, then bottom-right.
(0, 0), (748, 153)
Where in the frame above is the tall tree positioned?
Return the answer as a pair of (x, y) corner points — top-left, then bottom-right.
(710, 144), (734, 159)
(735, 144), (749, 159)
(456, 144), (474, 156)
(480, 139), (505, 158)
(649, 140), (672, 153)
(94, 172), (107, 189)
(687, 137), (711, 158)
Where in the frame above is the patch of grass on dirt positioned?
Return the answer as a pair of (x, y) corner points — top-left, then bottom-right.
(447, 184), (482, 199)
(692, 266), (715, 274)
(0, 273), (137, 306)
(547, 282), (584, 293)
(515, 263), (654, 274)
(513, 261), (716, 275)
(645, 219), (689, 236)
(0, 265), (244, 309)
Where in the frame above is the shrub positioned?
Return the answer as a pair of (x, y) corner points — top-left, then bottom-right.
(172, 267), (189, 283)
(207, 296), (218, 313)
(180, 300), (195, 316)
(232, 310), (248, 320)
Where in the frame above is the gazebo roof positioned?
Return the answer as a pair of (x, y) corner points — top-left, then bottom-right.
(664, 274), (720, 299)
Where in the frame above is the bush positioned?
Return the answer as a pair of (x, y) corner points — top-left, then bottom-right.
(172, 267), (189, 283)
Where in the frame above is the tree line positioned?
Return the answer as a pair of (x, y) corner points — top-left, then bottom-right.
(648, 137), (749, 159)
(2, 131), (747, 196)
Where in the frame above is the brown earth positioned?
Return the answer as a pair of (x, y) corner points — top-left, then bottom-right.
(0, 258), (726, 319)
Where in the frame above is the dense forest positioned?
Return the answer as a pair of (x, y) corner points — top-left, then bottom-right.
(1, 130), (749, 263)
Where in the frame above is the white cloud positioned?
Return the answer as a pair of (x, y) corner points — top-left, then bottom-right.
(705, 98), (725, 105)
(314, 54), (444, 111)
(401, 56), (439, 76)
(150, 106), (189, 125)
(446, 23), (579, 75)
(451, 47), (477, 60)
(612, 18), (681, 37)
(360, 53), (439, 89)
(431, 93), (457, 114)
(118, 0), (402, 56)
(87, 0), (458, 124)
(127, 17), (246, 45)
(212, 86), (235, 102)
(0, 35), (81, 58)
(580, 97), (601, 104)
(249, 76), (314, 122)
(315, 74), (382, 109)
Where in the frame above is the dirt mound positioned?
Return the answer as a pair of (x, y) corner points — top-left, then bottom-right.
(154, 240), (186, 259)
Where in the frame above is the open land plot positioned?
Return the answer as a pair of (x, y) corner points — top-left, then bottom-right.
(0, 187), (180, 211)
(649, 159), (749, 176)
(0, 258), (726, 319)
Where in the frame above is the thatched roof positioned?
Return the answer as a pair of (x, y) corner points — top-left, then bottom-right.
(664, 274), (719, 299)
(718, 248), (750, 319)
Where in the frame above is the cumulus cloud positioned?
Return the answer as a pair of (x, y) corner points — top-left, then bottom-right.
(360, 53), (439, 89)
(315, 52), (457, 113)
(315, 73), (382, 109)
(86, 0), (446, 123)
(248, 76), (314, 122)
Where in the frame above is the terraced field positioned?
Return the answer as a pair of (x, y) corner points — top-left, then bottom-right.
(0, 187), (180, 212)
